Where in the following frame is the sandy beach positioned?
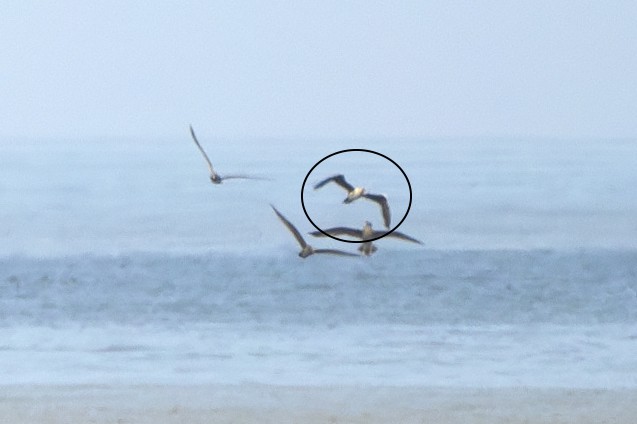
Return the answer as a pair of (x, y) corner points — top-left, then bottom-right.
(1, 384), (636, 424)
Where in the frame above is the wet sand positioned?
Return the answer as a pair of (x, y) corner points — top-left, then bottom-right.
(1, 384), (636, 424)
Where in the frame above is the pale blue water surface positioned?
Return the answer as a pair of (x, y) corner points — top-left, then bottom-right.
(1, 137), (636, 387)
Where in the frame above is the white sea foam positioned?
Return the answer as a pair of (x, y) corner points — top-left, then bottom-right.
(1, 321), (635, 388)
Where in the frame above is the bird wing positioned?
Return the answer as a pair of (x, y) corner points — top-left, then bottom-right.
(314, 249), (360, 257)
(270, 204), (307, 248)
(314, 174), (355, 192)
(373, 230), (423, 244)
(189, 125), (219, 180)
(309, 227), (364, 239)
(363, 193), (391, 229)
(222, 175), (271, 181)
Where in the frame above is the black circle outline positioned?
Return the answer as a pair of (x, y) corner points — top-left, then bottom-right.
(301, 149), (413, 243)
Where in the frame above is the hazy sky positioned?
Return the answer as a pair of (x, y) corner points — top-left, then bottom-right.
(2, 1), (636, 140)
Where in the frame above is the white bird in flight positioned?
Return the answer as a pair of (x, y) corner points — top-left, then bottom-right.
(189, 125), (267, 184)
(271, 205), (359, 258)
(309, 221), (422, 256)
(314, 174), (391, 229)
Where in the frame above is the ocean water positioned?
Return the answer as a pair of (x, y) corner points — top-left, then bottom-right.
(1, 136), (636, 388)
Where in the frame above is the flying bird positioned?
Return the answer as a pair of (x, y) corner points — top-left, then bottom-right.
(309, 221), (422, 256)
(314, 174), (391, 229)
(189, 125), (266, 184)
(271, 205), (359, 258)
